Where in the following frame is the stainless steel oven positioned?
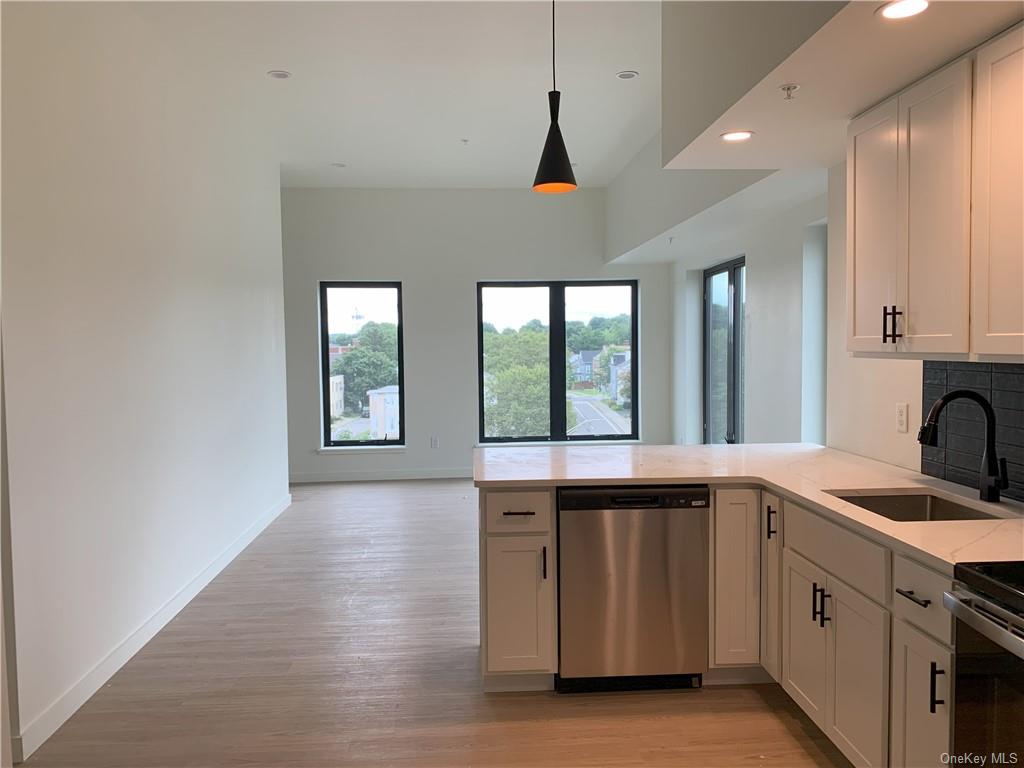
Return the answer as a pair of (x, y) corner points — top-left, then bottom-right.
(944, 562), (1024, 762)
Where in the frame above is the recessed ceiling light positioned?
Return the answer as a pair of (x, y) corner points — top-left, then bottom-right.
(330, 162), (346, 168)
(877, 0), (928, 19)
(266, 69), (292, 80)
(616, 70), (639, 80)
(721, 130), (754, 143)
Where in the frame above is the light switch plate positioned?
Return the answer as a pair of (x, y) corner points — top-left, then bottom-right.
(896, 403), (909, 433)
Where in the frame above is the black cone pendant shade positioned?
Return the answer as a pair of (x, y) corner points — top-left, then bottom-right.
(532, 0), (576, 194)
(533, 91), (577, 194)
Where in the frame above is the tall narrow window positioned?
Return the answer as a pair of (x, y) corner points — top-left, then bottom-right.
(320, 282), (404, 446)
(478, 280), (638, 442)
(704, 258), (745, 444)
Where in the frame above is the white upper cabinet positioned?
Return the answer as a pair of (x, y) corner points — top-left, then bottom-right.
(897, 58), (973, 354)
(971, 26), (1024, 356)
(847, 99), (899, 352)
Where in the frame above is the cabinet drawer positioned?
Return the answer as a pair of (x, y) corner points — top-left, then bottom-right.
(893, 555), (953, 646)
(784, 502), (889, 604)
(485, 491), (552, 533)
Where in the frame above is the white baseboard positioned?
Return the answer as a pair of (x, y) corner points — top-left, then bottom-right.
(15, 493), (292, 761)
(704, 665), (773, 686)
(289, 467), (472, 483)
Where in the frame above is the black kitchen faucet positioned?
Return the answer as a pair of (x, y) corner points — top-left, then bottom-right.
(918, 389), (1010, 503)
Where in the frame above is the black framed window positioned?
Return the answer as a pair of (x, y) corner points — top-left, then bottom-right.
(319, 282), (405, 446)
(477, 280), (638, 442)
(704, 258), (745, 444)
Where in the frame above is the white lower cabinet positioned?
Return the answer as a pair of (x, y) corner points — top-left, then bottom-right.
(484, 535), (556, 673)
(890, 619), (952, 768)
(782, 548), (890, 767)
(712, 488), (761, 666)
(782, 549), (829, 727)
(760, 493), (782, 682)
(825, 576), (890, 768)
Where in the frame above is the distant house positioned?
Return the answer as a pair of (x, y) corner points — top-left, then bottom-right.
(328, 340), (359, 367)
(329, 375), (345, 418)
(608, 351), (631, 404)
(367, 384), (401, 440)
(569, 350), (600, 383)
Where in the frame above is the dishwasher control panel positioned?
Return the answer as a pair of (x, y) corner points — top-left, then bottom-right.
(558, 485), (711, 510)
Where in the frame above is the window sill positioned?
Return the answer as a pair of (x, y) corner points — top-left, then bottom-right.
(317, 445), (407, 455)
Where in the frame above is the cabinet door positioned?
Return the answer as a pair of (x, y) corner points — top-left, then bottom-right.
(781, 549), (829, 728)
(847, 98), (899, 352)
(760, 492), (782, 682)
(890, 619), (952, 768)
(897, 58), (973, 354)
(972, 27), (1024, 356)
(713, 488), (760, 666)
(825, 576), (890, 768)
(485, 535), (555, 673)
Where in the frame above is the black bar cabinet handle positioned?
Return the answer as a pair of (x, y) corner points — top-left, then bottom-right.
(929, 662), (945, 713)
(896, 587), (932, 608)
(819, 590), (831, 628)
(541, 546), (547, 580)
(766, 505), (777, 539)
(812, 582), (821, 622)
(503, 510), (536, 517)
(891, 305), (903, 341)
(882, 306), (891, 343)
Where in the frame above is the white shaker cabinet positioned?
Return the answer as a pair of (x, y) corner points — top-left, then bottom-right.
(897, 58), (973, 354)
(782, 549), (829, 728)
(890, 619), (952, 768)
(824, 576), (890, 768)
(971, 26), (1024, 355)
(759, 492), (782, 682)
(484, 535), (556, 673)
(712, 488), (760, 666)
(846, 58), (974, 356)
(846, 99), (899, 353)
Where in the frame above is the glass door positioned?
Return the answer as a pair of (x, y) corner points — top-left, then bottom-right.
(704, 258), (746, 444)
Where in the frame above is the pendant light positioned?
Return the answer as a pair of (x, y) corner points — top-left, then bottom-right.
(532, 0), (577, 194)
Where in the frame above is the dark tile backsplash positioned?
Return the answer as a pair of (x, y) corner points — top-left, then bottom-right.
(921, 361), (1024, 502)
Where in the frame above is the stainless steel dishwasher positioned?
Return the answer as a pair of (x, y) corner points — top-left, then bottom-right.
(557, 486), (710, 692)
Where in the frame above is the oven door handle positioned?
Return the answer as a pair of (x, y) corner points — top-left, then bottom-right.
(943, 590), (1024, 660)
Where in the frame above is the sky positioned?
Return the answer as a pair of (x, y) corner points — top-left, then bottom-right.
(482, 284), (632, 331)
(326, 286), (400, 334)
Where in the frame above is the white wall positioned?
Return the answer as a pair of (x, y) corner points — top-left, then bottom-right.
(282, 188), (674, 482)
(2, 4), (290, 757)
(670, 193), (828, 445)
(604, 133), (770, 262)
(825, 163), (922, 469)
(802, 223), (828, 444)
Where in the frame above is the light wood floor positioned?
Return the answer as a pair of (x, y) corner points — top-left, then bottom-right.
(26, 480), (849, 767)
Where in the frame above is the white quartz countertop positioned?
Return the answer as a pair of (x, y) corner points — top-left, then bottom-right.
(473, 443), (1024, 575)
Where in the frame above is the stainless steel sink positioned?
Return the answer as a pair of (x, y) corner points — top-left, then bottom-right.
(830, 492), (998, 522)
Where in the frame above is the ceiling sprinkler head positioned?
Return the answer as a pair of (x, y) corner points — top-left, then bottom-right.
(780, 83), (800, 101)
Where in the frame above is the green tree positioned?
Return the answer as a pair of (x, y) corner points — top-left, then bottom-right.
(356, 321), (399, 362)
(483, 364), (550, 437)
(334, 346), (398, 413)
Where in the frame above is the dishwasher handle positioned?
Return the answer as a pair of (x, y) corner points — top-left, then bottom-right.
(609, 495), (661, 508)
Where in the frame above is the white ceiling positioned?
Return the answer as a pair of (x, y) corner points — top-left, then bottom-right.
(255, 2), (661, 188)
(669, 1), (1024, 169)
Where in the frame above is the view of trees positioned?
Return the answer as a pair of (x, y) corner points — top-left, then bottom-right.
(481, 323), (550, 437)
(566, 314), (630, 353)
(330, 321), (400, 415)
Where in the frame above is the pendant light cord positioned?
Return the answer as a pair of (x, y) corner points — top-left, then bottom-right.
(551, 0), (556, 91)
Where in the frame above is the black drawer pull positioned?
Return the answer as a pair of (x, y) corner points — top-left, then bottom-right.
(502, 510), (536, 517)
(766, 505), (777, 539)
(896, 588), (932, 608)
(819, 589), (831, 628)
(929, 662), (945, 713)
(542, 546), (548, 580)
(812, 582), (821, 623)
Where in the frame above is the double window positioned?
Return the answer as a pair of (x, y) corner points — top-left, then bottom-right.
(477, 281), (639, 442)
(319, 282), (405, 446)
(703, 258), (745, 444)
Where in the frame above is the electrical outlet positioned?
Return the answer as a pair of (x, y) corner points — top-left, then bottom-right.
(430, 436), (440, 449)
(896, 403), (909, 434)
